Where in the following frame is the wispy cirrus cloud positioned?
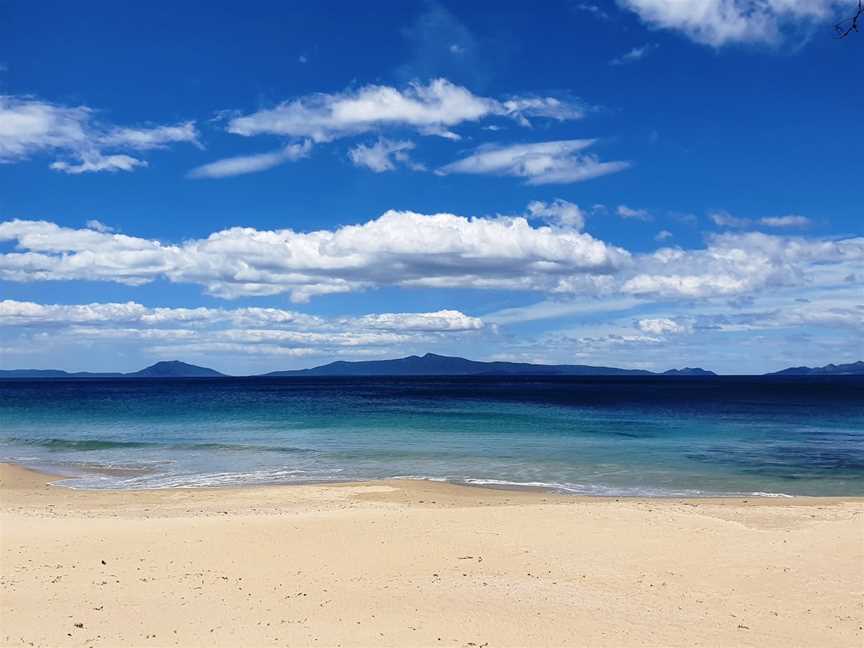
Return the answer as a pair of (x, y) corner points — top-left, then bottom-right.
(759, 214), (812, 228)
(617, 204), (652, 221)
(225, 78), (584, 143)
(0, 95), (199, 173)
(710, 210), (812, 229)
(609, 43), (658, 65)
(188, 140), (312, 179)
(437, 139), (630, 185)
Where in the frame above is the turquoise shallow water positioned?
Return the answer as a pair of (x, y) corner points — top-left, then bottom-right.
(1, 376), (862, 496)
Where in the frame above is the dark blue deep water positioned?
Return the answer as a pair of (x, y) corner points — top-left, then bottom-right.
(1, 376), (862, 496)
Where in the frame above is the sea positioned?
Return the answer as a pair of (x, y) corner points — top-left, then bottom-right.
(1, 376), (862, 496)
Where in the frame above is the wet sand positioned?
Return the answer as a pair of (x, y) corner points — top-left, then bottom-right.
(2, 462), (862, 647)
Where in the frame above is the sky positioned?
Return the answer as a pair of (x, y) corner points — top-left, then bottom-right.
(0, 0), (862, 375)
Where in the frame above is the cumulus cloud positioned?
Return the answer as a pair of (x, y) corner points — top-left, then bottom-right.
(348, 138), (424, 172)
(188, 141), (312, 179)
(0, 95), (198, 173)
(0, 212), (630, 301)
(438, 140), (630, 184)
(225, 78), (583, 143)
(351, 310), (484, 332)
(621, 231), (864, 299)
(609, 43), (659, 65)
(526, 199), (586, 230)
(0, 214), (859, 306)
(618, 0), (851, 46)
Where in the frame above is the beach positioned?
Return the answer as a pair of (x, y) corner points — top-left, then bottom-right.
(1, 463), (862, 647)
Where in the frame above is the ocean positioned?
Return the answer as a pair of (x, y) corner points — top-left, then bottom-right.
(1, 376), (862, 496)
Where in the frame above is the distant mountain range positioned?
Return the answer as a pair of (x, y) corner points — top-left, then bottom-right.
(263, 353), (666, 377)
(0, 361), (223, 379)
(767, 361), (864, 376)
(1, 355), (861, 378)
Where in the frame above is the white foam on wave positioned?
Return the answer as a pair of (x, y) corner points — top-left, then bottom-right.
(42, 464), (795, 498)
(459, 478), (794, 498)
(58, 467), (344, 490)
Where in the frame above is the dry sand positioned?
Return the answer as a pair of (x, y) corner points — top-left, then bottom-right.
(1, 462), (862, 647)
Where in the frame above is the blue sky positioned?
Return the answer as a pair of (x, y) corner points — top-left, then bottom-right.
(1, 0), (862, 374)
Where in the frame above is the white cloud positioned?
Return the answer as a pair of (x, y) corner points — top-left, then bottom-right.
(188, 141), (312, 179)
(617, 204), (652, 220)
(226, 79), (583, 143)
(348, 138), (423, 172)
(622, 231), (864, 299)
(0, 95), (198, 173)
(50, 153), (147, 174)
(760, 214), (812, 228)
(351, 310), (484, 332)
(1, 215), (859, 309)
(99, 122), (199, 150)
(0, 212), (630, 301)
(709, 210), (752, 227)
(526, 199), (586, 230)
(0, 300), (486, 360)
(618, 0), (851, 46)
(85, 219), (114, 233)
(655, 229), (673, 241)
(637, 317), (692, 335)
(712, 211), (813, 229)
(609, 43), (659, 65)
(438, 140), (630, 185)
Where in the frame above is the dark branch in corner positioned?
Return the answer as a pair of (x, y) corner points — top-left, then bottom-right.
(835, 0), (863, 38)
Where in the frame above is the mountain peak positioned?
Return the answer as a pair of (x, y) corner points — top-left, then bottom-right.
(128, 361), (224, 378)
(663, 367), (717, 376)
(770, 361), (864, 376)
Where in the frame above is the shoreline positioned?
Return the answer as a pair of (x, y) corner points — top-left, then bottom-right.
(3, 462), (863, 647)
(6, 459), (861, 500)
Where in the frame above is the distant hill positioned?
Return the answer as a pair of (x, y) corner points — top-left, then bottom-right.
(662, 368), (717, 376)
(263, 353), (655, 377)
(0, 361), (223, 379)
(126, 361), (224, 378)
(769, 361), (864, 376)
(0, 369), (122, 378)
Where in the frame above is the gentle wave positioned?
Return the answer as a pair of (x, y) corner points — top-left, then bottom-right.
(1, 437), (315, 454)
(2, 438), (152, 451)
